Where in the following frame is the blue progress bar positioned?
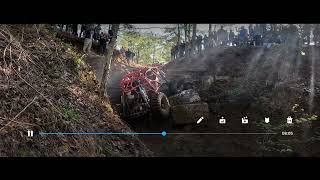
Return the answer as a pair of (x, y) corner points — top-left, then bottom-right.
(38, 131), (167, 137)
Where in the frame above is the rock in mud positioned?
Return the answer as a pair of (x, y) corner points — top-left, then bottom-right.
(215, 75), (230, 81)
(171, 103), (209, 125)
(168, 89), (201, 106)
(201, 75), (215, 90)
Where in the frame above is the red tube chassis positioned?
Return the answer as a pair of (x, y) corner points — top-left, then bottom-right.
(120, 67), (163, 95)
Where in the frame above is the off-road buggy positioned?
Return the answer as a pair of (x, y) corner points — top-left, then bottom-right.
(119, 66), (171, 124)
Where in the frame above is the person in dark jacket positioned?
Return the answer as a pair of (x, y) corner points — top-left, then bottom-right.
(171, 45), (176, 59)
(228, 29), (235, 46)
(179, 42), (186, 57)
(203, 35), (209, 50)
(125, 49), (132, 64)
(196, 35), (203, 53)
(99, 32), (107, 56)
(94, 24), (101, 41)
(108, 29), (113, 43)
(72, 24), (78, 36)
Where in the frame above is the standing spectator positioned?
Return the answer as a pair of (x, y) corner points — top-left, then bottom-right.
(196, 35), (203, 53)
(174, 44), (179, 59)
(248, 24), (254, 41)
(125, 49), (131, 64)
(274, 29), (282, 44)
(302, 24), (312, 45)
(222, 28), (228, 45)
(72, 24), (78, 36)
(130, 51), (135, 62)
(203, 35), (209, 50)
(213, 30), (218, 44)
(228, 29), (235, 46)
(186, 41), (192, 57)
(279, 25), (288, 44)
(171, 45), (176, 59)
(99, 32), (107, 56)
(184, 41), (189, 57)
(253, 24), (263, 46)
(263, 30), (273, 46)
(217, 26), (228, 46)
(286, 24), (299, 48)
(80, 24), (87, 38)
(217, 27), (223, 45)
(66, 24), (72, 33)
(120, 47), (126, 60)
(313, 25), (320, 46)
(108, 29), (114, 43)
(261, 24), (267, 35)
(179, 41), (186, 57)
(238, 26), (248, 46)
(58, 24), (64, 31)
(208, 31), (214, 48)
(83, 27), (94, 54)
(94, 24), (101, 41)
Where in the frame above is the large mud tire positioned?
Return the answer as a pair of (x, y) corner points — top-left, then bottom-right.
(150, 92), (170, 120)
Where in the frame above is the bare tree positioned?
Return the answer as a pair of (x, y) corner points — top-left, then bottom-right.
(191, 24), (197, 54)
(137, 50), (140, 64)
(188, 24), (192, 41)
(184, 24), (188, 41)
(99, 24), (120, 97)
(177, 24), (181, 45)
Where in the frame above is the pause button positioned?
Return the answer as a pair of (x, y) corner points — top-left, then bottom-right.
(27, 130), (33, 137)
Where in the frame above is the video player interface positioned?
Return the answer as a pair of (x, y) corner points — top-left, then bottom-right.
(0, 24), (319, 157)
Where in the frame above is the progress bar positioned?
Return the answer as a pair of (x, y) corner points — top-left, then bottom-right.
(37, 131), (277, 137)
(38, 132), (163, 135)
(167, 132), (277, 135)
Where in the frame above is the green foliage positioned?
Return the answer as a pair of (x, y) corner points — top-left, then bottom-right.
(65, 47), (85, 67)
(255, 119), (295, 156)
(61, 107), (80, 122)
(256, 113), (318, 156)
(259, 140), (294, 156)
(295, 115), (318, 124)
(118, 31), (172, 65)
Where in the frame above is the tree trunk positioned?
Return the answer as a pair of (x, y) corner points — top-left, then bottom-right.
(153, 45), (156, 64)
(177, 24), (181, 44)
(99, 24), (120, 97)
(192, 24), (197, 54)
(137, 50), (140, 64)
(209, 24), (212, 35)
(188, 24), (192, 41)
(184, 24), (188, 42)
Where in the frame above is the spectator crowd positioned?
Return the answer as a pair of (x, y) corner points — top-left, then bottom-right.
(171, 24), (320, 59)
(56, 24), (135, 65)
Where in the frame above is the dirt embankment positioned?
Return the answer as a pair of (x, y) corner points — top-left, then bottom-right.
(0, 25), (152, 157)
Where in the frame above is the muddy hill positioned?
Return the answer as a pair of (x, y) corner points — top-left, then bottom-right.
(155, 45), (320, 156)
(0, 25), (152, 157)
(84, 55), (139, 107)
